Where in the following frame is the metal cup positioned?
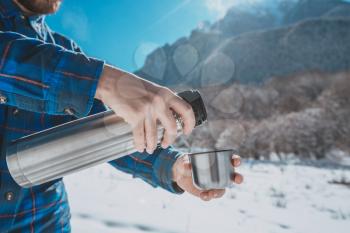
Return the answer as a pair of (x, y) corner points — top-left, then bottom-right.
(189, 149), (235, 190)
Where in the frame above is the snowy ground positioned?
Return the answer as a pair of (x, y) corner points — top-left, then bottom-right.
(64, 160), (350, 233)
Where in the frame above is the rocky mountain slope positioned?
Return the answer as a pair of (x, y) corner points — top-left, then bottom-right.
(136, 0), (350, 87)
(137, 0), (350, 159)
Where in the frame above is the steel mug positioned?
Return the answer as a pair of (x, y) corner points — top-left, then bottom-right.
(189, 149), (234, 190)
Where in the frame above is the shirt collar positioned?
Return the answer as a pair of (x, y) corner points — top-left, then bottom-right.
(29, 14), (45, 24)
(29, 15), (48, 40)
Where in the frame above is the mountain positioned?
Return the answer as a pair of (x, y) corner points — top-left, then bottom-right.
(136, 0), (350, 87)
(136, 0), (350, 159)
(284, 0), (350, 24)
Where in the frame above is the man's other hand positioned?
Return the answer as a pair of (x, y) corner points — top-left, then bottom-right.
(95, 64), (195, 154)
(172, 154), (243, 201)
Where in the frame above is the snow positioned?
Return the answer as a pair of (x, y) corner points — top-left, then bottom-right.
(64, 160), (350, 233)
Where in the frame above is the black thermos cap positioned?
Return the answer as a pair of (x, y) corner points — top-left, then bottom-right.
(178, 90), (207, 127)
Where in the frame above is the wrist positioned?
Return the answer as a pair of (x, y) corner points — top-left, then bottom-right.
(171, 159), (183, 193)
(95, 64), (123, 101)
(95, 64), (110, 101)
(172, 154), (187, 182)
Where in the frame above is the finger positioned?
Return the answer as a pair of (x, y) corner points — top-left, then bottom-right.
(231, 154), (241, 167)
(182, 154), (190, 163)
(158, 109), (177, 148)
(132, 119), (145, 153)
(169, 96), (195, 135)
(174, 157), (192, 179)
(211, 189), (226, 199)
(178, 177), (203, 198)
(145, 114), (157, 154)
(200, 191), (212, 201)
(231, 172), (244, 184)
(183, 161), (192, 170)
(181, 162), (193, 177)
(206, 190), (216, 200)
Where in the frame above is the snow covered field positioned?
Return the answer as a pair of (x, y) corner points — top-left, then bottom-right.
(64, 160), (350, 233)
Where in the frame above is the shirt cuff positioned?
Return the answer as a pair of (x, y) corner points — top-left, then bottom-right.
(153, 147), (185, 194)
(49, 51), (105, 118)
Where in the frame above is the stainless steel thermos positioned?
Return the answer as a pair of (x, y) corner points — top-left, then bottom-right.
(6, 90), (207, 188)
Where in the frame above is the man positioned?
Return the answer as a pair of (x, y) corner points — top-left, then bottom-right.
(0, 0), (243, 232)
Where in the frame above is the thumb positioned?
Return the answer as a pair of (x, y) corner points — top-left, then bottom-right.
(182, 161), (193, 177)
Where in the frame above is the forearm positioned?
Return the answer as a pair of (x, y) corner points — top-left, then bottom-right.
(109, 146), (184, 194)
(0, 31), (104, 117)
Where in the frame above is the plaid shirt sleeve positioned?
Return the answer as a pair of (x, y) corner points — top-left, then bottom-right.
(109, 146), (185, 194)
(57, 36), (184, 194)
(0, 30), (183, 194)
(0, 31), (104, 117)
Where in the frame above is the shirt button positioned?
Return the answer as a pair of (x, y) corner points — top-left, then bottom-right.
(13, 108), (19, 115)
(5, 191), (14, 201)
(0, 95), (7, 104)
(64, 108), (76, 116)
(20, 15), (26, 20)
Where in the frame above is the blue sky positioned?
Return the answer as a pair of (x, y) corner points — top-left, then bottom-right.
(46, 0), (228, 72)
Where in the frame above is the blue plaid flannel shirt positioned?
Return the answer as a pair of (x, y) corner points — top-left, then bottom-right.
(0, 0), (183, 232)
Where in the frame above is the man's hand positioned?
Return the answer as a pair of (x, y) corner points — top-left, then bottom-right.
(95, 65), (196, 154)
(172, 154), (243, 201)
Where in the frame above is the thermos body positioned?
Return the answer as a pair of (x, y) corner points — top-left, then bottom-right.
(7, 111), (140, 188)
(6, 90), (207, 188)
